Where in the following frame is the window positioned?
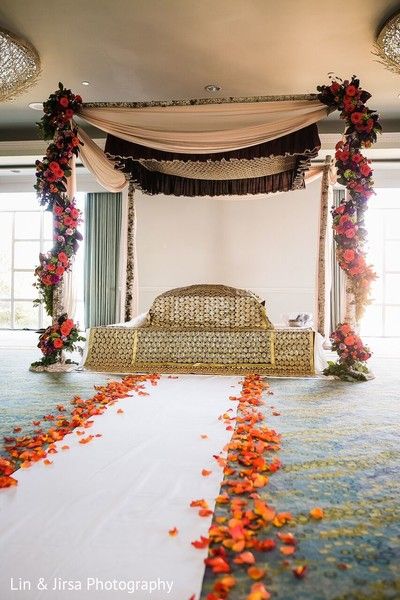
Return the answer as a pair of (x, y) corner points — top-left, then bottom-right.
(0, 192), (85, 330)
(361, 189), (400, 337)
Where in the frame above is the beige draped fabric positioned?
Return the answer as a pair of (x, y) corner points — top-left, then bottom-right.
(76, 99), (327, 192)
(77, 100), (327, 155)
(77, 126), (127, 193)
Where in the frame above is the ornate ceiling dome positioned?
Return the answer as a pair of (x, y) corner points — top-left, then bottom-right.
(0, 27), (40, 102)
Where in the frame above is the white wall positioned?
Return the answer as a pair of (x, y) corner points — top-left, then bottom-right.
(136, 178), (321, 323)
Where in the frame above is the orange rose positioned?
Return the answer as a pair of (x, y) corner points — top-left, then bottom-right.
(53, 338), (63, 349)
(343, 249), (355, 263)
(340, 324), (351, 335)
(344, 335), (356, 346)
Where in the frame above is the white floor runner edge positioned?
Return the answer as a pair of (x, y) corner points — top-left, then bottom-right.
(0, 375), (242, 600)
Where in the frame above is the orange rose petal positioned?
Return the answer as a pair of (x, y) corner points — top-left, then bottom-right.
(213, 575), (237, 593)
(198, 509), (213, 517)
(247, 566), (266, 580)
(43, 459), (53, 466)
(246, 582), (271, 600)
(191, 536), (209, 549)
(79, 435), (94, 445)
(233, 551), (256, 565)
(190, 499), (209, 509)
(117, 409), (124, 414)
(200, 434), (208, 439)
(280, 545), (295, 556)
(201, 469), (212, 477)
(277, 532), (297, 545)
(168, 527), (178, 537)
(0, 475), (18, 488)
(293, 565), (308, 579)
(310, 507), (324, 520)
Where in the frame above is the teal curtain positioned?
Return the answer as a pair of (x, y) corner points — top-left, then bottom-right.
(84, 192), (122, 328)
(330, 189), (345, 332)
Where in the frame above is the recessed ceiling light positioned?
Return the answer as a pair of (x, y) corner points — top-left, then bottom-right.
(81, 81), (90, 86)
(28, 102), (43, 110)
(11, 169), (21, 173)
(204, 84), (221, 93)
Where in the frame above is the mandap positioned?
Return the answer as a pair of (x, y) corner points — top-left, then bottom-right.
(32, 78), (380, 381)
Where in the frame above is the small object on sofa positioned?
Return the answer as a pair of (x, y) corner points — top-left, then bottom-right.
(288, 313), (313, 328)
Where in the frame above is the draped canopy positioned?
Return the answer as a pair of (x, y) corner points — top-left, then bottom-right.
(75, 96), (328, 194)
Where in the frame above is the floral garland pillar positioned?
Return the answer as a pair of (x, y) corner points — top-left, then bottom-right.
(317, 76), (380, 381)
(31, 84), (85, 370)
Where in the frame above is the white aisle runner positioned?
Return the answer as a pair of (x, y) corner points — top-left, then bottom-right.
(0, 375), (242, 600)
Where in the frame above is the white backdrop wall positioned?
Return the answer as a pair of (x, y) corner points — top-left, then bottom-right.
(135, 178), (321, 323)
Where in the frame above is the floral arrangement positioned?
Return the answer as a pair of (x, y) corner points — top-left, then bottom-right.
(317, 76), (381, 380)
(33, 83), (84, 367)
(31, 313), (85, 367)
(34, 197), (82, 315)
(324, 323), (372, 382)
(35, 83), (82, 209)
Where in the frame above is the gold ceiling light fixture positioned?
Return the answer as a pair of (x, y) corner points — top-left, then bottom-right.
(0, 27), (41, 102)
(375, 10), (400, 76)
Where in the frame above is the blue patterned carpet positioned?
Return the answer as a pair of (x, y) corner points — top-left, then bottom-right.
(201, 360), (400, 600)
(1, 337), (399, 599)
(0, 345), (112, 444)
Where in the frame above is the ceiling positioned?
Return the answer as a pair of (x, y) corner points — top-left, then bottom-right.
(1, 0), (400, 141)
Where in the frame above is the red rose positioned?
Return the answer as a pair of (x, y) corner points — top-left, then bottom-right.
(345, 228), (356, 238)
(344, 335), (356, 346)
(352, 153), (363, 163)
(55, 266), (64, 276)
(59, 97), (69, 108)
(60, 322), (72, 336)
(360, 163), (372, 177)
(58, 252), (68, 264)
(53, 338), (64, 349)
(330, 82), (341, 93)
(341, 150), (350, 161)
(75, 95), (82, 103)
(345, 85), (357, 97)
(65, 109), (74, 119)
(49, 161), (60, 173)
(54, 205), (63, 216)
(351, 112), (363, 124)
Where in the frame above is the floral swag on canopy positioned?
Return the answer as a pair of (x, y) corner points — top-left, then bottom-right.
(32, 78), (381, 380)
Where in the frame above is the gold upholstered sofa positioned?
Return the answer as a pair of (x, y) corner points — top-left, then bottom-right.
(84, 284), (315, 376)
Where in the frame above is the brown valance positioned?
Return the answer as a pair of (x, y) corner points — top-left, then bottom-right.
(105, 124), (320, 196)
